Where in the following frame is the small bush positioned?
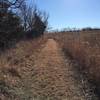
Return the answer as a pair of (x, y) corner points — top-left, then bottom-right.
(0, 10), (24, 48)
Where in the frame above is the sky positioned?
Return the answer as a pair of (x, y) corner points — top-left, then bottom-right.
(28, 0), (100, 29)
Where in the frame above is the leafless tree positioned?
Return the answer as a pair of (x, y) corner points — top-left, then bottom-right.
(19, 1), (28, 31)
(8, 0), (25, 8)
(0, 0), (25, 13)
(19, 2), (49, 35)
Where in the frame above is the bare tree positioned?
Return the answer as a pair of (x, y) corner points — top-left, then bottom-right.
(0, 0), (25, 14)
(8, 0), (25, 8)
(19, 2), (49, 36)
(33, 10), (48, 35)
(19, 1), (28, 31)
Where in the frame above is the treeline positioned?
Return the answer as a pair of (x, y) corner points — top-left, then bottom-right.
(48, 27), (100, 34)
(0, 0), (48, 48)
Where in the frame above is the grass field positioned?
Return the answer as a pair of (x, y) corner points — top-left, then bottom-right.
(46, 30), (100, 92)
(0, 30), (100, 99)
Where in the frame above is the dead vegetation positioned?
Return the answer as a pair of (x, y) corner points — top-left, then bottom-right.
(0, 30), (100, 99)
(29, 39), (98, 100)
(0, 37), (47, 100)
(46, 30), (100, 93)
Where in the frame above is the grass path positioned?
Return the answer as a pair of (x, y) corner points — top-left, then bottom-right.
(0, 38), (99, 100)
(29, 39), (98, 100)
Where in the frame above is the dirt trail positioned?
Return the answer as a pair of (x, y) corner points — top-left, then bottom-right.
(0, 38), (98, 100)
(30, 39), (98, 100)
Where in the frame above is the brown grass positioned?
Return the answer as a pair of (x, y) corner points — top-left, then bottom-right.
(0, 31), (100, 99)
(0, 36), (47, 100)
(46, 30), (100, 92)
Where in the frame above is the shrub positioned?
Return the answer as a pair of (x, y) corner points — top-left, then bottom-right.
(0, 2), (24, 48)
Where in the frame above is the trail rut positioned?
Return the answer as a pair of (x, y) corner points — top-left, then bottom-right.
(30, 39), (98, 100)
(0, 39), (98, 100)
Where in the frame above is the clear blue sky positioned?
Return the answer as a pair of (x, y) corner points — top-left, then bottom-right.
(28, 0), (100, 29)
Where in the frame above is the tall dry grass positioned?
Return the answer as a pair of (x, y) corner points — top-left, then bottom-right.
(0, 36), (47, 100)
(46, 30), (100, 92)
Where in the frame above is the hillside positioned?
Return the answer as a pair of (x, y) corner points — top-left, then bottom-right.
(0, 35), (99, 100)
